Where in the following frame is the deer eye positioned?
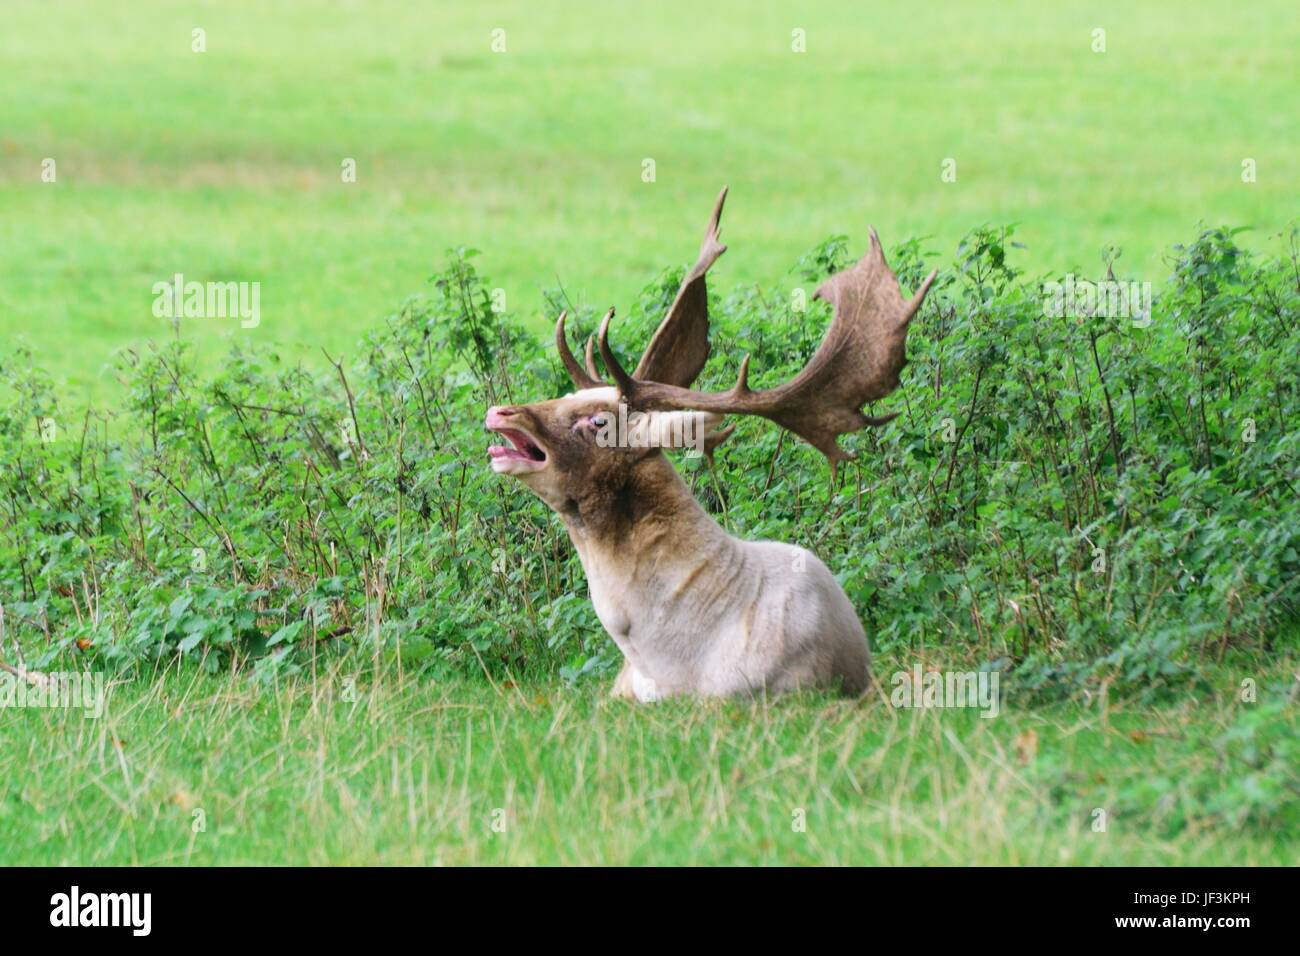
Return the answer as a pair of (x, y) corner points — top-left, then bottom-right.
(590, 414), (609, 428)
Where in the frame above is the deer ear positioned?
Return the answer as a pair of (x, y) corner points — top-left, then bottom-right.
(631, 187), (728, 388)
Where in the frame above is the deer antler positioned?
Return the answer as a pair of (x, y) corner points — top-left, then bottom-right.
(555, 188), (728, 392)
(598, 230), (937, 475)
(633, 186), (728, 387)
(555, 311), (602, 389)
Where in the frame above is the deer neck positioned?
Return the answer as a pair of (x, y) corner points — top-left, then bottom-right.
(558, 454), (736, 640)
(561, 453), (721, 555)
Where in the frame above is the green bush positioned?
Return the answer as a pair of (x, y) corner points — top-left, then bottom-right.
(2, 225), (1297, 699)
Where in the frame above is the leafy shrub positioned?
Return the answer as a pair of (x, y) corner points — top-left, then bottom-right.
(2, 226), (1298, 699)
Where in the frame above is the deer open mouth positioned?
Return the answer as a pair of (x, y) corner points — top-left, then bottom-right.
(487, 427), (548, 473)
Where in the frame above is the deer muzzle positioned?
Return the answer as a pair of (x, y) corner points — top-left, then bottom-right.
(485, 406), (549, 474)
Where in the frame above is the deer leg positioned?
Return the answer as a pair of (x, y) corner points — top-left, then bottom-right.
(610, 660), (637, 699)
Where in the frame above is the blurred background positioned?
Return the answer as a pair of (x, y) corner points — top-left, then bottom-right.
(1, 0), (1295, 401)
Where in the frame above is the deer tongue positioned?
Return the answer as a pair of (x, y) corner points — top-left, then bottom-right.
(488, 429), (546, 462)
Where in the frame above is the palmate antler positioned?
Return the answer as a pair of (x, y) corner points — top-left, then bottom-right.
(561, 189), (937, 475)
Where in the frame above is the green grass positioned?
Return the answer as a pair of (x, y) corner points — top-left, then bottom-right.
(4, 224), (1299, 865)
(3, 1), (1297, 868)
(3, 656), (1295, 865)
(2, 0), (1296, 403)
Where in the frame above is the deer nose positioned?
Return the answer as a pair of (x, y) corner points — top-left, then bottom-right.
(485, 406), (517, 428)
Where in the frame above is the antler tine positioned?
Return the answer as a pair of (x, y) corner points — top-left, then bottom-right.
(866, 226), (937, 324)
(555, 311), (602, 390)
(584, 335), (601, 381)
(698, 186), (728, 260)
(733, 354), (751, 393)
(906, 269), (939, 321)
(629, 186), (729, 388)
(597, 309), (635, 395)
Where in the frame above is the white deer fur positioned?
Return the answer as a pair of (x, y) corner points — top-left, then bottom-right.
(586, 466), (872, 703)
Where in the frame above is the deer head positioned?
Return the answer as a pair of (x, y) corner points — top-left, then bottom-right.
(486, 187), (936, 508)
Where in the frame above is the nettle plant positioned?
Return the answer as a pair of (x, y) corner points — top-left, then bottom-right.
(0, 215), (1296, 702)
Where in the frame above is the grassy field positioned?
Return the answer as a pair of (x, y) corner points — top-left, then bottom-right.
(2, 2), (1298, 868)
(1, 0), (1296, 403)
(3, 657), (1295, 866)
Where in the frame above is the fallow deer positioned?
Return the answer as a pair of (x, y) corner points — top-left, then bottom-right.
(486, 188), (935, 701)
